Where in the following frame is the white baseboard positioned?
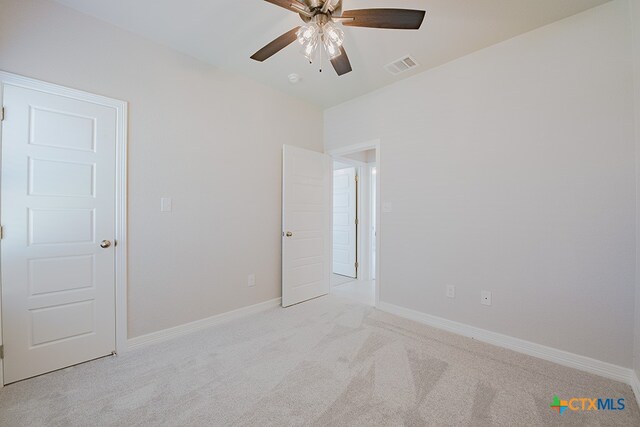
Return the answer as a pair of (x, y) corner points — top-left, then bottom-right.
(127, 297), (281, 351)
(377, 302), (633, 385)
(631, 371), (640, 411)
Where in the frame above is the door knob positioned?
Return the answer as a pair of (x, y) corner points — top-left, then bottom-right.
(286, 232), (293, 237)
(100, 240), (112, 249)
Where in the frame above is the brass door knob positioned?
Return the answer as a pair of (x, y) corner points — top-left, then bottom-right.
(285, 232), (293, 237)
(100, 240), (112, 249)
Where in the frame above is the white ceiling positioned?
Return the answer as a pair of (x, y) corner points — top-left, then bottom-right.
(54, 0), (611, 108)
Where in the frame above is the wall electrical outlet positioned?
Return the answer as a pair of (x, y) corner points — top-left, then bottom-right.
(481, 290), (492, 306)
(446, 285), (455, 299)
(248, 274), (256, 287)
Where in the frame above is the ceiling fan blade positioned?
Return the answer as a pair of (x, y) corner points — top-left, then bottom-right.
(251, 27), (301, 62)
(265, 0), (308, 14)
(341, 9), (426, 30)
(331, 46), (352, 76)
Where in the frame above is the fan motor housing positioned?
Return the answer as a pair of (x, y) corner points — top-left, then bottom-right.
(302, 0), (322, 8)
(299, 0), (342, 22)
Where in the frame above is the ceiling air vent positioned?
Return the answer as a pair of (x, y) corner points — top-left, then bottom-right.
(385, 55), (419, 75)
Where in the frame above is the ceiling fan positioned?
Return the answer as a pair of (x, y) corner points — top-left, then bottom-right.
(250, 0), (426, 76)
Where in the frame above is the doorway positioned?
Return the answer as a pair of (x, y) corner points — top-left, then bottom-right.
(329, 143), (380, 306)
(0, 72), (128, 385)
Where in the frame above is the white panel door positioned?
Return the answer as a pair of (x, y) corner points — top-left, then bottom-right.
(282, 145), (332, 307)
(1, 83), (117, 384)
(332, 168), (357, 278)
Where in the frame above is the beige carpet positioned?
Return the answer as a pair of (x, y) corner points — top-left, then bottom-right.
(331, 273), (357, 287)
(0, 295), (638, 426)
(332, 278), (375, 306)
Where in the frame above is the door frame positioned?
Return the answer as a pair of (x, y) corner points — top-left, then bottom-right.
(0, 71), (128, 386)
(328, 140), (381, 307)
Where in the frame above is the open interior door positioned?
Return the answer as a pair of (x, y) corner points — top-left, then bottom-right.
(1, 81), (117, 384)
(332, 167), (357, 278)
(282, 145), (332, 307)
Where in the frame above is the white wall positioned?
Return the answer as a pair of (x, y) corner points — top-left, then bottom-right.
(632, 0), (640, 379)
(325, 0), (636, 367)
(0, 0), (324, 339)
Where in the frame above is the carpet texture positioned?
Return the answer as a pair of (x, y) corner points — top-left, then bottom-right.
(0, 295), (638, 426)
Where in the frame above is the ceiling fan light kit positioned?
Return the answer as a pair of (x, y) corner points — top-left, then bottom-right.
(297, 19), (344, 62)
(251, 0), (426, 76)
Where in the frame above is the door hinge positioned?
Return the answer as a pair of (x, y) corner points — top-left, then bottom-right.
(355, 262), (359, 270)
(355, 175), (359, 183)
(0, 225), (4, 239)
(0, 345), (3, 359)
(355, 219), (359, 225)
(0, 107), (4, 121)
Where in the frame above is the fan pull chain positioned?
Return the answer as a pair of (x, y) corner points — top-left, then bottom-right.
(319, 37), (323, 73)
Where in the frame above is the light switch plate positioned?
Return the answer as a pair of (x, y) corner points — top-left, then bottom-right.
(248, 274), (256, 287)
(382, 202), (393, 213)
(160, 197), (172, 212)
